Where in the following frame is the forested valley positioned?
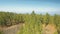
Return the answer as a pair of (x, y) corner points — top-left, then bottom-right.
(0, 11), (60, 34)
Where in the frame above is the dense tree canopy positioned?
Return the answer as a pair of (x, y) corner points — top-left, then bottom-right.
(0, 11), (60, 34)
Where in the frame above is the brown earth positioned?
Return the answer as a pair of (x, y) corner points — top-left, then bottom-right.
(42, 24), (57, 34)
(0, 23), (23, 34)
(0, 23), (57, 34)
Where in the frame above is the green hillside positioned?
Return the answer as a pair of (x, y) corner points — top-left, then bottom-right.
(0, 11), (60, 34)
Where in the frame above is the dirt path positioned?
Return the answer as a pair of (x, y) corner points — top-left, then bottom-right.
(2, 23), (23, 34)
(42, 24), (57, 34)
(0, 23), (57, 34)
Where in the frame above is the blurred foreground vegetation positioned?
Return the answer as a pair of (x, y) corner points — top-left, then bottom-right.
(0, 11), (60, 34)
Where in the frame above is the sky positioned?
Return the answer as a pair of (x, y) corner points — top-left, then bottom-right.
(0, 0), (60, 15)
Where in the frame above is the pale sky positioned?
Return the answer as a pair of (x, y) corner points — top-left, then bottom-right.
(0, 0), (60, 15)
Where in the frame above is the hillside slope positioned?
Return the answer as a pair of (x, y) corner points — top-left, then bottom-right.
(1, 23), (23, 34)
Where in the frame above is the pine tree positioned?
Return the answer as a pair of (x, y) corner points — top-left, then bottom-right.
(54, 14), (60, 34)
(40, 14), (44, 24)
(20, 15), (25, 23)
(45, 13), (50, 26)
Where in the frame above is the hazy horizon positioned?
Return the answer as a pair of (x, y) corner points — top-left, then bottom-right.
(0, 0), (60, 15)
